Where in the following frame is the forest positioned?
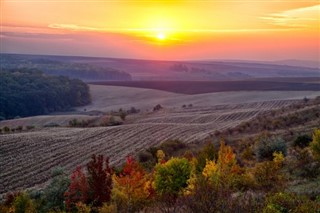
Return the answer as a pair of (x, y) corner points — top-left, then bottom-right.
(0, 69), (91, 119)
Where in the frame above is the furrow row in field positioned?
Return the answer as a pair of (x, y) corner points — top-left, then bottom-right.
(0, 99), (298, 195)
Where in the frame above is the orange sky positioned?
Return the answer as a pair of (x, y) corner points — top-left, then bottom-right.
(1, 0), (319, 61)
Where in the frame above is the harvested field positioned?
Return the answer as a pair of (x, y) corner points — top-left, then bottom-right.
(0, 99), (296, 196)
(0, 115), (100, 128)
(76, 85), (320, 112)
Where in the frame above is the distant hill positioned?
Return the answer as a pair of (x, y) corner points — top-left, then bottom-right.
(0, 54), (132, 81)
(1, 54), (319, 81)
(272, 59), (320, 69)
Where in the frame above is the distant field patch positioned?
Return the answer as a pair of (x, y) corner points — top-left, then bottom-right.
(90, 80), (320, 95)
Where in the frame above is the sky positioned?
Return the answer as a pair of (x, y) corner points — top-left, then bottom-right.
(1, 0), (319, 61)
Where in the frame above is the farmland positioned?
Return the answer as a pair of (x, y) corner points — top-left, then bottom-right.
(0, 99), (298, 196)
(1, 85), (320, 197)
(90, 79), (320, 94)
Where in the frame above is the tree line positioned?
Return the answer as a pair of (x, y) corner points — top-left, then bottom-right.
(0, 69), (91, 119)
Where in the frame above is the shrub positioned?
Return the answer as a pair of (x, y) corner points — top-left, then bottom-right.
(253, 152), (285, 191)
(290, 148), (320, 179)
(13, 192), (36, 213)
(15, 126), (23, 131)
(311, 129), (320, 161)
(128, 107), (139, 114)
(158, 140), (186, 156)
(43, 167), (70, 212)
(241, 145), (255, 161)
(69, 119), (79, 127)
(196, 141), (217, 173)
(119, 110), (127, 121)
(44, 122), (60, 127)
(294, 134), (312, 148)
(138, 151), (154, 163)
(183, 177), (263, 213)
(4, 191), (22, 207)
(263, 192), (320, 213)
(255, 135), (287, 161)
(153, 104), (163, 111)
(3, 126), (10, 133)
(154, 157), (192, 196)
(107, 116), (122, 126)
(26, 125), (35, 130)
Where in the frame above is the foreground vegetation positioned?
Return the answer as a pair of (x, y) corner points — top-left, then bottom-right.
(0, 69), (91, 119)
(1, 129), (319, 212)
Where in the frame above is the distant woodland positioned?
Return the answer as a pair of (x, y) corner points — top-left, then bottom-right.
(0, 54), (132, 81)
(0, 69), (91, 119)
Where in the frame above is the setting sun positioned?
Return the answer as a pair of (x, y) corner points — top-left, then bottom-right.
(156, 32), (166, 40)
(1, 0), (319, 60)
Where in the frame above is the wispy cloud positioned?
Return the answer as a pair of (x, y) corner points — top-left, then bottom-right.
(48, 23), (295, 34)
(48, 24), (99, 32)
(261, 4), (320, 28)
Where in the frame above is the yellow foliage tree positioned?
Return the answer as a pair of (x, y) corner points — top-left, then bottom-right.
(253, 151), (285, 190)
(202, 141), (241, 188)
(310, 129), (320, 161)
(112, 157), (152, 212)
(156, 150), (165, 163)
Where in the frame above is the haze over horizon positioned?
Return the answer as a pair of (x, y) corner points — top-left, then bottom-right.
(1, 0), (319, 61)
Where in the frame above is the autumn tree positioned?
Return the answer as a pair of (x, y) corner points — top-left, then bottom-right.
(202, 141), (241, 189)
(86, 154), (113, 207)
(113, 156), (152, 212)
(65, 166), (89, 211)
(196, 141), (217, 173)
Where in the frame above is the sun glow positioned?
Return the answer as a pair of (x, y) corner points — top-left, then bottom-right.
(156, 32), (166, 40)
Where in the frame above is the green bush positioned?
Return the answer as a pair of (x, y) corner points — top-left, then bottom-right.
(255, 135), (287, 161)
(294, 134), (312, 148)
(13, 192), (36, 213)
(311, 129), (320, 161)
(291, 148), (320, 179)
(159, 140), (186, 156)
(263, 192), (320, 213)
(3, 126), (11, 133)
(26, 125), (35, 130)
(138, 151), (154, 163)
(42, 167), (70, 212)
(154, 157), (192, 196)
(153, 104), (163, 111)
(16, 126), (23, 131)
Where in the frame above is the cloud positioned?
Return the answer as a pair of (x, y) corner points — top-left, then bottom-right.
(261, 4), (320, 28)
(0, 31), (72, 40)
(48, 24), (100, 32)
(48, 23), (295, 34)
